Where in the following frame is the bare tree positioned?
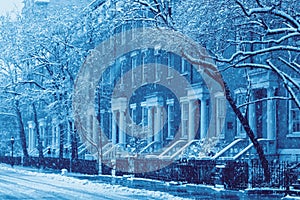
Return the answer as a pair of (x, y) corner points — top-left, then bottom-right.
(134, 0), (276, 181)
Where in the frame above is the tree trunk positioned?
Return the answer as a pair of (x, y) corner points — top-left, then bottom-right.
(15, 100), (29, 158)
(32, 103), (44, 166)
(223, 80), (270, 182)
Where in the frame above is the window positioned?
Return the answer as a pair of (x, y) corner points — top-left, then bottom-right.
(181, 103), (189, 138)
(167, 99), (174, 138)
(154, 47), (160, 81)
(167, 53), (174, 78)
(155, 56), (160, 81)
(131, 56), (137, 87)
(142, 53), (147, 84)
(131, 22), (136, 40)
(119, 57), (125, 86)
(216, 95), (226, 138)
(290, 101), (300, 134)
(121, 25), (126, 45)
(181, 58), (188, 74)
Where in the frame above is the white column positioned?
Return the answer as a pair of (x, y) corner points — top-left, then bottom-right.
(267, 87), (276, 140)
(249, 92), (257, 137)
(52, 123), (58, 149)
(38, 119), (45, 147)
(56, 125), (59, 148)
(112, 111), (117, 144)
(154, 106), (162, 144)
(181, 103), (186, 138)
(119, 110), (125, 147)
(52, 124), (55, 148)
(142, 107), (145, 133)
(93, 115), (99, 146)
(66, 121), (70, 145)
(147, 107), (153, 144)
(188, 100), (195, 141)
(200, 98), (207, 139)
(28, 121), (35, 151)
(41, 125), (45, 147)
(130, 104), (136, 137)
(30, 128), (34, 150)
(167, 104), (172, 138)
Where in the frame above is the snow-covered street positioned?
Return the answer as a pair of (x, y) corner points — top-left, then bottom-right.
(0, 0), (299, 199)
(0, 164), (187, 200)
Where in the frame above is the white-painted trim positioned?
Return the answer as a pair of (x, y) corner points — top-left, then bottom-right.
(278, 149), (300, 154)
(287, 133), (300, 138)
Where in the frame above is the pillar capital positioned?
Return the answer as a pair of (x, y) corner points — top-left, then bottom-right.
(267, 86), (276, 96)
(112, 97), (127, 112)
(146, 96), (164, 107)
(28, 121), (35, 128)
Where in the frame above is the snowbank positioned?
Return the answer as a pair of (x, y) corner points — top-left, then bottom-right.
(0, 164), (189, 200)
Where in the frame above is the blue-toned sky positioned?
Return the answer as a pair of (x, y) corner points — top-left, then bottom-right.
(0, 0), (23, 16)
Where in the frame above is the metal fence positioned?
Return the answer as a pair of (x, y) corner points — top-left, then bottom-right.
(250, 160), (299, 189)
(0, 156), (22, 166)
(223, 161), (249, 190)
(0, 156), (98, 175)
(104, 158), (217, 185)
(2, 155), (299, 190)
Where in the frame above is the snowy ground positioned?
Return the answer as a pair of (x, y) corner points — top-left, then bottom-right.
(0, 164), (189, 200)
(1, 164), (295, 200)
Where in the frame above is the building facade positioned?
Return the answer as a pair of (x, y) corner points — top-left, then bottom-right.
(21, 0), (300, 163)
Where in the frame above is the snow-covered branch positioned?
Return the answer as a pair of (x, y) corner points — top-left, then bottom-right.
(228, 32), (300, 45)
(135, 0), (159, 14)
(0, 112), (17, 117)
(218, 45), (300, 64)
(236, 0), (300, 29)
(135, 0), (173, 27)
(267, 59), (300, 109)
(279, 57), (300, 75)
(221, 63), (271, 72)
(237, 96), (292, 109)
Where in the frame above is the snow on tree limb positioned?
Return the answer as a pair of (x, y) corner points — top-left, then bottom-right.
(267, 59), (300, 109)
(218, 46), (300, 63)
(228, 32), (300, 45)
(236, 0), (300, 29)
(135, 0), (159, 14)
(279, 57), (300, 75)
(237, 96), (292, 109)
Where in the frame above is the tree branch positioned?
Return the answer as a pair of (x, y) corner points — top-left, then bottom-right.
(279, 57), (300, 75)
(237, 96), (291, 109)
(236, 0), (300, 29)
(18, 81), (46, 90)
(218, 46), (300, 63)
(267, 60), (300, 109)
